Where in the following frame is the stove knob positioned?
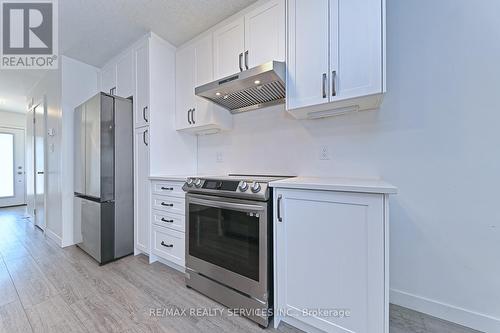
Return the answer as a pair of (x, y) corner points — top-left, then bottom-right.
(239, 181), (249, 192)
(250, 181), (261, 193)
(186, 178), (194, 187)
(194, 179), (202, 188)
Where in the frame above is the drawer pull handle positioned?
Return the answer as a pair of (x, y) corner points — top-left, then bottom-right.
(161, 187), (173, 191)
(160, 202), (173, 207)
(161, 218), (174, 223)
(161, 241), (173, 248)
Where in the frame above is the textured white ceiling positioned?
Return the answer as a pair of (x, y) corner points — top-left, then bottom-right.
(60, 0), (258, 67)
(0, 0), (257, 113)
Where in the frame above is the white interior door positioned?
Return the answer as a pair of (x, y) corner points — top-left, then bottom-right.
(0, 127), (26, 207)
(34, 104), (46, 230)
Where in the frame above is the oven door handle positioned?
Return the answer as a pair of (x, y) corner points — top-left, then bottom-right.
(188, 197), (265, 213)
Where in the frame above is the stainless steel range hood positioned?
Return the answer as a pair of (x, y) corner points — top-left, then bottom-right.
(195, 61), (285, 114)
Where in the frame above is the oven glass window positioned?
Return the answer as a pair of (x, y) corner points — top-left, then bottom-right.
(189, 203), (259, 281)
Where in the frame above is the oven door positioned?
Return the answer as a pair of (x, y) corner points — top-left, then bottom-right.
(186, 193), (269, 301)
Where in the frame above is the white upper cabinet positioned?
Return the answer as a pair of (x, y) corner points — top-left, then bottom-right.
(213, 17), (245, 78)
(244, 0), (285, 68)
(175, 44), (196, 130)
(176, 34), (232, 134)
(116, 50), (134, 98)
(100, 50), (134, 98)
(134, 40), (150, 128)
(334, 0), (383, 100)
(287, 0), (385, 119)
(286, 0), (330, 111)
(100, 64), (116, 95)
(213, 0), (285, 78)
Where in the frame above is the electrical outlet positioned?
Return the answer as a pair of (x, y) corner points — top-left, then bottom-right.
(319, 146), (330, 160)
(216, 152), (223, 163)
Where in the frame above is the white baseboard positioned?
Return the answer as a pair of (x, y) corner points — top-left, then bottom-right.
(390, 288), (500, 333)
(45, 229), (63, 247)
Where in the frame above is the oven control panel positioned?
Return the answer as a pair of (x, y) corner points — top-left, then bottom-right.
(183, 177), (271, 201)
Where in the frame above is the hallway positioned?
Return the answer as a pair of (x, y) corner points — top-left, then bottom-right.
(0, 207), (481, 333)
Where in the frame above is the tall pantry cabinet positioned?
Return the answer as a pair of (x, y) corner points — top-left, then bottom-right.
(99, 32), (197, 257)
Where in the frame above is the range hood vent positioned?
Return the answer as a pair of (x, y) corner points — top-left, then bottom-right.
(195, 61), (286, 114)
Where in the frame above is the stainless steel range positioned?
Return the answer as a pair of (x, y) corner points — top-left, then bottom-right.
(183, 175), (289, 327)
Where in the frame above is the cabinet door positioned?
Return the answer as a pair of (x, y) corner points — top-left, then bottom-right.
(286, 0), (330, 110)
(116, 50), (134, 98)
(333, 0), (383, 100)
(134, 127), (150, 254)
(244, 0), (285, 68)
(213, 17), (245, 79)
(275, 189), (385, 333)
(175, 44), (196, 130)
(193, 34), (218, 127)
(135, 41), (150, 128)
(101, 64), (116, 95)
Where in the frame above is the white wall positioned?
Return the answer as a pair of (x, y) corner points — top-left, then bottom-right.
(0, 110), (26, 128)
(197, 0), (500, 331)
(27, 56), (99, 247)
(28, 70), (62, 243)
(60, 56), (99, 246)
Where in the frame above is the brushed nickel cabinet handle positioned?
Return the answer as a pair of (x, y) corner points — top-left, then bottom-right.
(239, 53), (243, 72)
(160, 202), (173, 207)
(161, 187), (173, 191)
(332, 70), (337, 97)
(277, 194), (283, 222)
(191, 108), (196, 124)
(142, 130), (148, 146)
(161, 218), (174, 223)
(143, 106), (148, 122)
(187, 109), (192, 124)
(244, 50), (249, 70)
(322, 73), (327, 98)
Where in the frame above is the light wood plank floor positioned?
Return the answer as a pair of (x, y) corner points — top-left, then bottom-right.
(0, 206), (482, 333)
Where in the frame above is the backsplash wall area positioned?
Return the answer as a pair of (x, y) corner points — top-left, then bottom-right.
(197, 0), (500, 331)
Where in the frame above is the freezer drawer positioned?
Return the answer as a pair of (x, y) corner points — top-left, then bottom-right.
(76, 198), (115, 264)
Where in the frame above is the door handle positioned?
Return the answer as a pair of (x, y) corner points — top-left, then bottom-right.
(161, 241), (173, 248)
(244, 50), (249, 70)
(142, 130), (148, 146)
(239, 52), (243, 72)
(322, 73), (327, 98)
(187, 109), (192, 125)
(332, 70), (337, 97)
(191, 108), (196, 125)
(161, 218), (174, 223)
(143, 106), (149, 122)
(277, 194), (283, 222)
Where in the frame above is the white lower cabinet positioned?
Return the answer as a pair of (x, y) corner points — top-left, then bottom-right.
(134, 127), (150, 254)
(149, 179), (186, 270)
(152, 225), (185, 267)
(274, 188), (388, 333)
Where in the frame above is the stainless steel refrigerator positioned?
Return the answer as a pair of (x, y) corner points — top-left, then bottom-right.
(73, 92), (134, 265)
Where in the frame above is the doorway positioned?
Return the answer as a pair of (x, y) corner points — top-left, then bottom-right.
(0, 127), (26, 207)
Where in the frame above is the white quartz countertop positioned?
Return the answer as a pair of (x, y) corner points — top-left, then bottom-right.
(269, 177), (397, 194)
(149, 175), (192, 181)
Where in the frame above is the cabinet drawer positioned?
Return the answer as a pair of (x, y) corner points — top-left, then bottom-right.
(151, 181), (185, 198)
(152, 226), (185, 267)
(151, 210), (185, 233)
(151, 195), (185, 215)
